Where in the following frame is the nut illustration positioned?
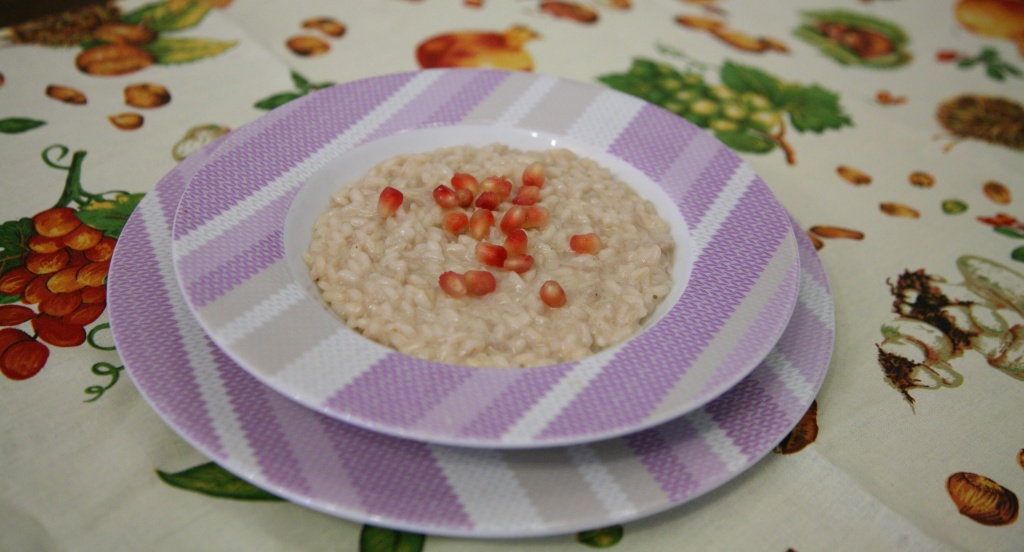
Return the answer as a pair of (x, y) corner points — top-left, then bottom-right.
(302, 17), (346, 38)
(810, 225), (865, 240)
(124, 83), (170, 108)
(76, 44), (155, 76)
(946, 472), (1019, 526)
(774, 400), (818, 454)
(983, 180), (1011, 205)
(287, 35), (330, 56)
(880, 202), (920, 218)
(108, 112), (143, 130)
(837, 165), (871, 185)
(909, 171), (935, 188)
(46, 85), (87, 105)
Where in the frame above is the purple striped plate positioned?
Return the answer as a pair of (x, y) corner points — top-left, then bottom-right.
(168, 69), (801, 449)
(109, 136), (833, 537)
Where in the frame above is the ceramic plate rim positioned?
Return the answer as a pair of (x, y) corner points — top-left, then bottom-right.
(109, 137), (835, 537)
(168, 69), (801, 448)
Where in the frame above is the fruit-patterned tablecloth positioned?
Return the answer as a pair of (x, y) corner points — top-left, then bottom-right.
(2, 1), (1022, 550)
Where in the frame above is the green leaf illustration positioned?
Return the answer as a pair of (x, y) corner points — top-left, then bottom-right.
(123, 0), (214, 31)
(719, 62), (785, 106)
(0, 218), (33, 275)
(254, 92), (303, 111)
(75, 193), (145, 238)
(0, 118), (46, 134)
(1011, 246), (1024, 263)
(776, 84), (852, 133)
(359, 525), (426, 552)
(156, 462), (283, 500)
(146, 37), (237, 65)
(714, 130), (777, 153)
(577, 525), (625, 548)
(995, 227), (1024, 239)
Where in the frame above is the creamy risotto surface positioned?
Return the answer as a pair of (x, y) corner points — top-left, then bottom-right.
(304, 144), (674, 368)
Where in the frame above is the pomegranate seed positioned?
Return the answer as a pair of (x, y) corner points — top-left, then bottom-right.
(522, 205), (550, 229)
(570, 233), (602, 254)
(451, 172), (480, 195)
(455, 188), (474, 207)
(439, 271), (467, 297)
(522, 162), (545, 188)
(433, 185), (460, 209)
(475, 191), (500, 210)
(512, 185), (540, 205)
(540, 280), (566, 308)
(504, 229), (528, 256)
(475, 242), (507, 268)
(443, 211), (469, 234)
(504, 254), (534, 273)
(468, 209), (494, 240)
(481, 176), (513, 199)
(377, 186), (403, 218)
(500, 206), (527, 234)
(465, 270), (497, 296)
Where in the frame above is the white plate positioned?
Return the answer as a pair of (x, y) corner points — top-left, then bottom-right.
(109, 136), (834, 538)
(169, 69), (801, 448)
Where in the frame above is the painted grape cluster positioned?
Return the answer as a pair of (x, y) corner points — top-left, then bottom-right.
(599, 53), (852, 164)
(0, 146), (141, 383)
(0, 207), (115, 379)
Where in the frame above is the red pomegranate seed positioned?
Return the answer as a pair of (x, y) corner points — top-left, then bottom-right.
(468, 208), (494, 240)
(377, 187), (403, 218)
(481, 176), (513, 199)
(500, 206), (527, 234)
(475, 242), (507, 268)
(504, 229), (528, 256)
(433, 185), (461, 209)
(455, 188), (474, 207)
(439, 271), (468, 297)
(570, 233), (602, 254)
(443, 211), (469, 234)
(540, 280), (566, 308)
(522, 162), (545, 188)
(451, 172), (480, 195)
(522, 205), (550, 229)
(512, 184), (540, 205)
(504, 254), (534, 273)
(475, 191), (501, 210)
(465, 270), (497, 296)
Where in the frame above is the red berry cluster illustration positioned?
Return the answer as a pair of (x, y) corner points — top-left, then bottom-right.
(0, 145), (142, 385)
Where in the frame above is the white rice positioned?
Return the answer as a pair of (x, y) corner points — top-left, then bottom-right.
(304, 144), (674, 368)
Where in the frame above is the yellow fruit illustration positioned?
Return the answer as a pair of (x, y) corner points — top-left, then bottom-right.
(956, 0), (1024, 56)
(416, 26), (540, 71)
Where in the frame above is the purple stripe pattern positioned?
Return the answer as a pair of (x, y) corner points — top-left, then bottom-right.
(174, 73), (419, 238)
(217, 342), (313, 494)
(537, 182), (792, 439)
(320, 417), (473, 527)
(109, 149), (226, 460)
(325, 357), (477, 430)
(170, 69), (803, 449)
(108, 118), (834, 535)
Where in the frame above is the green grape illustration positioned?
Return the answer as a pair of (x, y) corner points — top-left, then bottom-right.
(598, 54), (851, 165)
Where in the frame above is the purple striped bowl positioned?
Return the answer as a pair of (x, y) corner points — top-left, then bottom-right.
(108, 134), (833, 537)
(168, 69), (801, 449)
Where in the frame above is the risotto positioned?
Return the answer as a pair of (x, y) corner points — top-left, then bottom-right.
(304, 144), (674, 368)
